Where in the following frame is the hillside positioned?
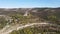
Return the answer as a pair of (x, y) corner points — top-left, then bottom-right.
(0, 8), (60, 34)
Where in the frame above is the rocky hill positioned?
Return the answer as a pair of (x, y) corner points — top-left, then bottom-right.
(0, 8), (60, 34)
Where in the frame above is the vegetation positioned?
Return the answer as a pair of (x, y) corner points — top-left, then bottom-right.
(10, 13), (40, 25)
(0, 16), (8, 29)
(0, 8), (60, 34)
(10, 26), (60, 34)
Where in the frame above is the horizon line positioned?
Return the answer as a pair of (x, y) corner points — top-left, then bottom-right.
(0, 7), (60, 8)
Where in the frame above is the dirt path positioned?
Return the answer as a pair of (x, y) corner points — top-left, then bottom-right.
(0, 22), (60, 34)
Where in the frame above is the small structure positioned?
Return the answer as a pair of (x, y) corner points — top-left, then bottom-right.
(23, 11), (28, 16)
(23, 9), (32, 16)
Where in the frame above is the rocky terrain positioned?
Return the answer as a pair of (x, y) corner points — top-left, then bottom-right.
(0, 8), (60, 34)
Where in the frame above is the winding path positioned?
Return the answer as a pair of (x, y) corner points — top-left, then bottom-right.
(0, 22), (60, 34)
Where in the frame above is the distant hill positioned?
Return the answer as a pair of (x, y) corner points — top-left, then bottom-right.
(0, 8), (60, 24)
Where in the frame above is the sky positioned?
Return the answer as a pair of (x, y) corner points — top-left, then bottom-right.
(0, 0), (60, 8)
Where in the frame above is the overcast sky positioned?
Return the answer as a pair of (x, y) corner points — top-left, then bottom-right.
(0, 0), (60, 8)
